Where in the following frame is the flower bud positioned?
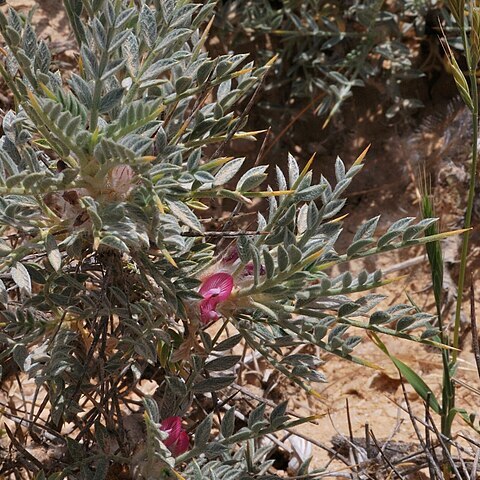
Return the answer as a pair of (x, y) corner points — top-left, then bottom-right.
(160, 416), (189, 457)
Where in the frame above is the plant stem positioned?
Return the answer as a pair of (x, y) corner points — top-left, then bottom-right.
(452, 42), (479, 363)
(89, 26), (112, 132)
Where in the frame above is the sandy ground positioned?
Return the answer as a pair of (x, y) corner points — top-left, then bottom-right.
(6, 0), (71, 43)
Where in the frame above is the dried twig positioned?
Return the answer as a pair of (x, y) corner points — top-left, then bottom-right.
(470, 277), (480, 379)
(382, 255), (427, 275)
(424, 394), (440, 480)
(400, 381), (443, 479)
(259, 92), (325, 163)
(345, 399), (361, 480)
(425, 409), (462, 479)
(368, 429), (405, 480)
(209, 73), (268, 161)
(471, 449), (480, 480)
(217, 127), (272, 252)
(230, 383), (348, 464)
(3, 424), (43, 471)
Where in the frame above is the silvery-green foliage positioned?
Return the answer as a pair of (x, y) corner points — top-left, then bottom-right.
(137, 398), (290, 478)
(0, 1), (449, 477)
(172, 401), (311, 479)
(0, 0), (264, 370)
(226, 153), (442, 388)
(215, 0), (443, 120)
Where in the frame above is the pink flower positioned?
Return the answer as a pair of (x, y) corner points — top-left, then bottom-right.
(160, 416), (189, 456)
(199, 272), (234, 324)
(222, 246), (239, 264)
(243, 262), (265, 277)
(222, 247), (265, 278)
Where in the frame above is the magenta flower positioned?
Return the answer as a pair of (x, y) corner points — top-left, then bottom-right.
(222, 246), (265, 278)
(222, 246), (239, 264)
(160, 416), (189, 456)
(243, 262), (265, 277)
(199, 272), (234, 324)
